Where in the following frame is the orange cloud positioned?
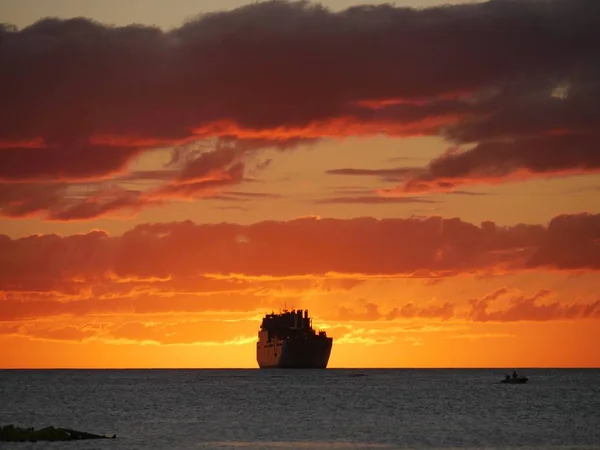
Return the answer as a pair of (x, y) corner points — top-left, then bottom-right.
(1, 213), (599, 326)
(0, 318), (259, 346)
(1, 213), (598, 290)
(469, 288), (600, 322)
(338, 302), (454, 321)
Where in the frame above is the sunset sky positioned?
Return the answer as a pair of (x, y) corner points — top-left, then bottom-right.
(1, 0), (599, 368)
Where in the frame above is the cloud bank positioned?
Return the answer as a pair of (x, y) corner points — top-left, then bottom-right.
(2, 0), (600, 217)
(1, 212), (598, 302)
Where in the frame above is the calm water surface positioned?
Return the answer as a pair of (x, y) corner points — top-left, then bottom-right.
(1, 369), (599, 450)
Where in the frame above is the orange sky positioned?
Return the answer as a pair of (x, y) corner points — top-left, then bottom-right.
(1, 0), (599, 368)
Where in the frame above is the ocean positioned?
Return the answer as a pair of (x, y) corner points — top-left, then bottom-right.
(1, 369), (599, 450)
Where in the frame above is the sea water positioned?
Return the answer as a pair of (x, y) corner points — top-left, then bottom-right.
(1, 369), (599, 450)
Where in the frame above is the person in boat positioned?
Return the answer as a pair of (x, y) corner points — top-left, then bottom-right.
(512, 370), (518, 379)
(505, 374), (510, 381)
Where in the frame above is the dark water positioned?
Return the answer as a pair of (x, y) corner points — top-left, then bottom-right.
(1, 369), (599, 450)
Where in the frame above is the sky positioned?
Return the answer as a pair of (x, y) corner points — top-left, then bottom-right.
(0, 0), (599, 369)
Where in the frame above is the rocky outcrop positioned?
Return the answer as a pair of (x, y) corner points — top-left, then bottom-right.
(0, 424), (116, 442)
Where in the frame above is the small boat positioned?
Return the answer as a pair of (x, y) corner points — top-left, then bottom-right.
(500, 376), (529, 384)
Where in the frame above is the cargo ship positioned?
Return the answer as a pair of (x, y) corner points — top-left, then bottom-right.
(256, 309), (333, 369)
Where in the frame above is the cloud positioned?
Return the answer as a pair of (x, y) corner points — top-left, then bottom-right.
(332, 325), (397, 345)
(527, 213), (600, 270)
(1, 210), (599, 327)
(0, 290), (265, 322)
(0, 323), (100, 342)
(390, 134), (600, 194)
(0, 271), (365, 322)
(1, 0), (600, 203)
(446, 333), (516, 340)
(468, 288), (600, 322)
(0, 182), (161, 221)
(335, 333), (395, 346)
(0, 140), (281, 220)
(107, 320), (257, 345)
(334, 285), (600, 325)
(338, 301), (454, 321)
(0, 319), (258, 345)
(0, 144), (141, 182)
(445, 80), (600, 144)
(327, 321), (465, 346)
(1, 213), (598, 301)
(387, 302), (454, 321)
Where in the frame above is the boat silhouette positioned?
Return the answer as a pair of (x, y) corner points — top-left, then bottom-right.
(500, 376), (529, 384)
(500, 371), (529, 384)
(256, 309), (332, 369)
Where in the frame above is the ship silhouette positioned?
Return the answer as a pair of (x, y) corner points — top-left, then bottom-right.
(256, 309), (333, 368)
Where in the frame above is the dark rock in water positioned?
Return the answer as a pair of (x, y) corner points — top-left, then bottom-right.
(0, 424), (116, 442)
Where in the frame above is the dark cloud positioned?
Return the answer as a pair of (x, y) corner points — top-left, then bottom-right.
(0, 182), (157, 221)
(527, 213), (600, 270)
(0, 182), (66, 218)
(49, 188), (151, 221)
(2, 0), (600, 193)
(394, 134), (600, 194)
(0, 144), (141, 182)
(445, 79), (600, 144)
(0, 144), (263, 220)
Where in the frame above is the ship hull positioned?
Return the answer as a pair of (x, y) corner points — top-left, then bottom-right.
(257, 336), (332, 369)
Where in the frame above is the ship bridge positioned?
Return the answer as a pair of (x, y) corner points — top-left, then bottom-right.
(260, 309), (315, 341)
